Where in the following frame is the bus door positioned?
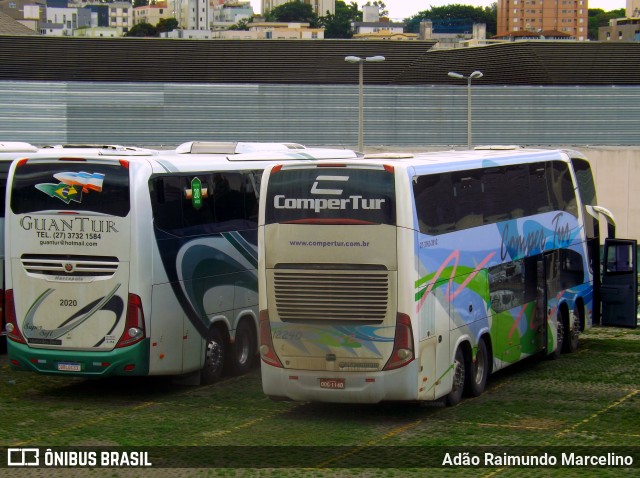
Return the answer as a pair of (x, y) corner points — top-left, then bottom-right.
(601, 239), (638, 328)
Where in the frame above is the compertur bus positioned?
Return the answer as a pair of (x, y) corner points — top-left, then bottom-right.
(5, 141), (358, 383)
(258, 147), (632, 404)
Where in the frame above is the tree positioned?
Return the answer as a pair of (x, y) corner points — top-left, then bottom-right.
(229, 17), (253, 31)
(133, 0), (148, 7)
(156, 17), (178, 34)
(320, 0), (360, 39)
(265, 0), (320, 27)
(364, 1), (388, 18)
(126, 22), (157, 37)
(404, 3), (497, 38)
(588, 8), (625, 40)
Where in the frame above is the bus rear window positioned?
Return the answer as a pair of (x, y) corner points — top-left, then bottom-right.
(265, 167), (395, 225)
(10, 162), (130, 217)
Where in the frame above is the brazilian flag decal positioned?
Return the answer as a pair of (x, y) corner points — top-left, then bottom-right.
(35, 183), (82, 204)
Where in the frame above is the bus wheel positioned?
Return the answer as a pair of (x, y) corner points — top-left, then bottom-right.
(445, 347), (466, 406)
(549, 314), (564, 360)
(201, 327), (226, 384)
(466, 339), (489, 397)
(229, 319), (257, 376)
(563, 308), (581, 354)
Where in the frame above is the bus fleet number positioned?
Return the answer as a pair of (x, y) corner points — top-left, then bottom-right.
(60, 299), (78, 307)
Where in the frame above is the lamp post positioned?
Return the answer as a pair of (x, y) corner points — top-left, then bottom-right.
(447, 70), (483, 149)
(345, 55), (385, 152)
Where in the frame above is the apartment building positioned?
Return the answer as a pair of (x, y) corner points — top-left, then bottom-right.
(108, 1), (133, 34)
(133, 1), (171, 26)
(497, 0), (588, 41)
(262, 0), (334, 17)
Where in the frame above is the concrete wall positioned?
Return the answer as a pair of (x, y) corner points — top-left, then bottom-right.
(579, 147), (640, 242)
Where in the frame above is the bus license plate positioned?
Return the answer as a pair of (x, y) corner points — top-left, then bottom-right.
(319, 378), (345, 390)
(57, 362), (82, 372)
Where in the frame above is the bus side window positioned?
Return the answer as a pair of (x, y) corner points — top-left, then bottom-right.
(505, 165), (530, 219)
(151, 176), (184, 233)
(453, 171), (483, 230)
(481, 167), (507, 224)
(243, 172), (260, 224)
(549, 161), (578, 217)
(413, 173), (455, 235)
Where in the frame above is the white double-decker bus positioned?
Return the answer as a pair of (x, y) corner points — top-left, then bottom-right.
(5, 141), (357, 383)
(258, 147), (631, 404)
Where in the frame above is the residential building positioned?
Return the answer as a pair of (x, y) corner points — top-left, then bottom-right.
(0, 9), (39, 33)
(42, 5), (91, 35)
(73, 25), (120, 37)
(108, 1), (132, 34)
(497, 0), (588, 41)
(133, 1), (171, 26)
(174, 0), (211, 31)
(598, 0), (640, 42)
(212, 1), (252, 30)
(352, 4), (407, 40)
(600, 17), (640, 41)
(247, 20), (323, 38)
(0, 0), (45, 31)
(262, 0), (334, 17)
(419, 21), (487, 49)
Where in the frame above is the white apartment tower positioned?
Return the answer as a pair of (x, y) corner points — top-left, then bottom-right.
(173, 0), (212, 30)
(262, 0), (335, 16)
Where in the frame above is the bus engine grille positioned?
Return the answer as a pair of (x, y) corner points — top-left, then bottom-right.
(21, 254), (119, 278)
(273, 267), (389, 322)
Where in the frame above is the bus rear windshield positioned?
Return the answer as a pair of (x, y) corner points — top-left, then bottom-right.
(265, 167), (395, 225)
(10, 162), (130, 217)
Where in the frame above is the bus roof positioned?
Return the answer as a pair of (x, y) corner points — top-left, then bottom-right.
(274, 147), (587, 175)
(175, 141), (307, 154)
(0, 142), (38, 153)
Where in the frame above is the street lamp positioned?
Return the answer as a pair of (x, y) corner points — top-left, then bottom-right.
(448, 70), (483, 149)
(345, 55), (385, 152)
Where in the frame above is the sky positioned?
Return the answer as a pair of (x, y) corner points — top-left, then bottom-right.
(248, 1), (626, 21)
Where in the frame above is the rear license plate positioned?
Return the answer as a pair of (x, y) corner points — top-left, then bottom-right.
(57, 362), (82, 372)
(319, 378), (345, 390)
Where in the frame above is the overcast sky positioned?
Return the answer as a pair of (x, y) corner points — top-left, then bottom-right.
(249, 1), (626, 21)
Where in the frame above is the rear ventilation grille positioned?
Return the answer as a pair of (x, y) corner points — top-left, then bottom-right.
(21, 254), (119, 278)
(273, 266), (388, 322)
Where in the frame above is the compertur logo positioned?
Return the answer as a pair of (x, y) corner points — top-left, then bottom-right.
(310, 175), (349, 195)
(273, 174), (386, 212)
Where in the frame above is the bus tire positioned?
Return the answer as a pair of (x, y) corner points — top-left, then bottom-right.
(549, 314), (564, 360)
(466, 338), (489, 397)
(229, 319), (257, 376)
(445, 347), (466, 406)
(563, 307), (581, 354)
(201, 326), (226, 384)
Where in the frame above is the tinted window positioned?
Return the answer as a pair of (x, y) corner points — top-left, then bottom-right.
(10, 161), (130, 217)
(0, 161), (11, 219)
(413, 160), (579, 236)
(265, 167), (395, 225)
(571, 158), (597, 206)
(150, 171), (259, 236)
(488, 256), (538, 313)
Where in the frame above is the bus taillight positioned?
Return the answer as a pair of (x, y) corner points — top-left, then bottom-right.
(116, 294), (146, 348)
(259, 310), (283, 368)
(4, 289), (26, 344)
(382, 313), (415, 371)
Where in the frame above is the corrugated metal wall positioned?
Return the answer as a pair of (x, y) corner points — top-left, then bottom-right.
(1, 81), (638, 147)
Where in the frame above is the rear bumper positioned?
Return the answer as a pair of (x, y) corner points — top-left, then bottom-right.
(261, 360), (419, 404)
(7, 339), (150, 377)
